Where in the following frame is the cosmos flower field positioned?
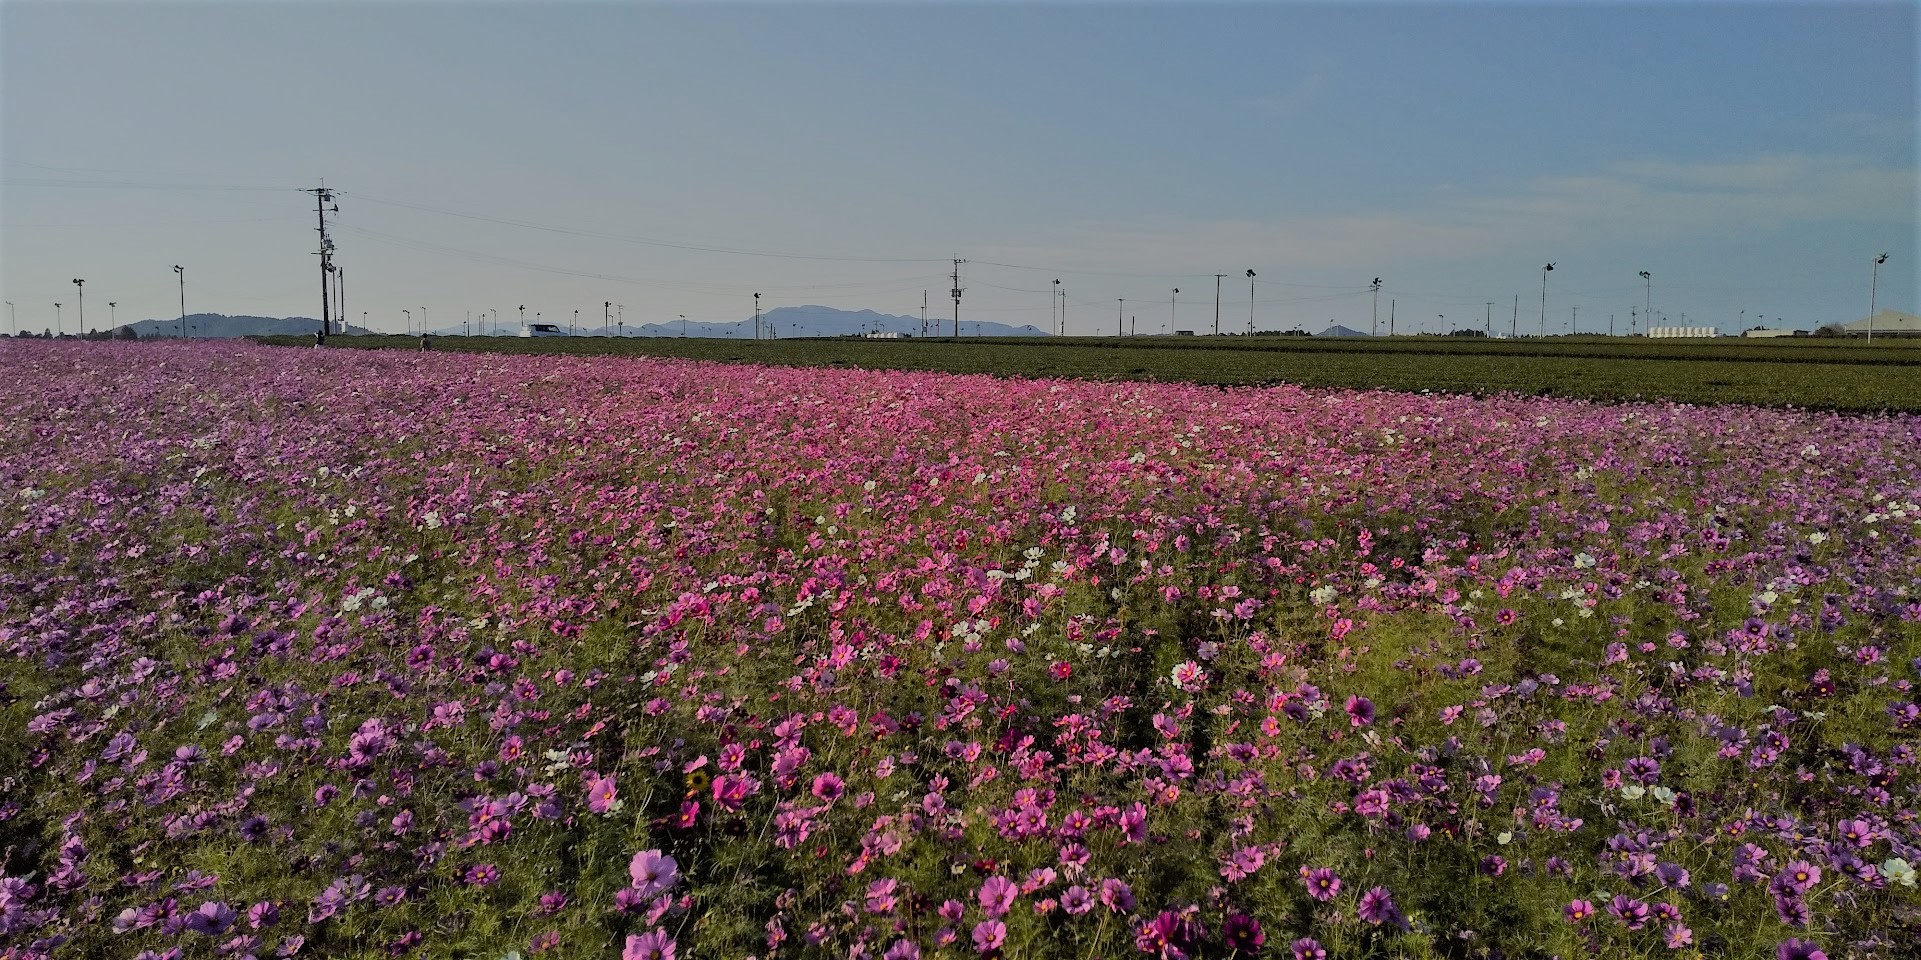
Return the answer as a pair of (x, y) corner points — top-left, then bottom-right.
(2, 342), (1918, 960)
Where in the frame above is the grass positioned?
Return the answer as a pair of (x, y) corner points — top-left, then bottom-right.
(254, 333), (1921, 411)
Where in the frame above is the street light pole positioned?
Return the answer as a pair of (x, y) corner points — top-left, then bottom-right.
(680, 314), (687, 338)
(616, 305), (622, 337)
(518, 305), (526, 335)
(1638, 271), (1652, 338)
(1246, 270), (1257, 334)
(110, 301), (117, 332)
(1116, 299), (1124, 337)
(1170, 288), (1179, 332)
(174, 265), (186, 338)
(53, 303), (62, 337)
(1052, 280), (1061, 334)
(403, 309), (411, 334)
(1370, 277), (1382, 336)
(1868, 253), (1888, 342)
(1540, 263), (1556, 336)
(72, 279), (84, 334)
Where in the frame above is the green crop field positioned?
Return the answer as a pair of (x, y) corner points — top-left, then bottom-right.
(257, 333), (1921, 412)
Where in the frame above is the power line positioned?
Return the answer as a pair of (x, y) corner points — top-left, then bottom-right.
(344, 191), (943, 264)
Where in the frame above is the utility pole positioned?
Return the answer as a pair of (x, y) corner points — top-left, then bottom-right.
(71, 279), (84, 333)
(304, 185), (337, 339)
(336, 266), (346, 334)
(1485, 301), (1494, 337)
(1131, 316), (1137, 337)
(1609, 313), (1615, 337)
(518, 305), (526, 335)
(680, 314), (687, 338)
(922, 290), (928, 337)
(616, 305), (622, 337)
(1213, 274), (1226, 336)
(1117, 299), (1124, 337)
(175, 265), (186, 338)
(1058, 287), (1066, 336)
(1370, 278), (1383, 336)
(951, 260), (965, 337)
(754, 293), (761, 340)
(1571, 306), (1578, 335)
(1510, 295), (1517, 339)
(53, 303), (62, 337)
(1052, 280), (1061, 335)
(1388, 299), (1395, 337)
(604, 301), (611, 337)
(1170, 288), (1178, 332)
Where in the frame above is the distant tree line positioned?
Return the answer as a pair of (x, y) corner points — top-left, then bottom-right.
(4, 327), (141, 340)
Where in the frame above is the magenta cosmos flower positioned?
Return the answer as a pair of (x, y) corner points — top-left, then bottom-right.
(1300, 866), (1341, 902)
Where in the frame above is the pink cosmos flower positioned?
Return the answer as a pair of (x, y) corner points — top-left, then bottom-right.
(628, 850), (679, 898)
(977, 875), (1017, 918)
(623, 928), (676, 960)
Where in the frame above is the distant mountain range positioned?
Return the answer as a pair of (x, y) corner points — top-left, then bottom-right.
(92, 306), (1046, 340)
(118, 314), (370, 339)
(1318, 324), (1370, 338)
(486, 305), (1049, 339)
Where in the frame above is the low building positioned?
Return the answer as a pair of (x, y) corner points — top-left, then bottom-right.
(1646, 326), (1718, 338)
(1836, 310), (1921, 338)
(1741, 328), (1801, 338)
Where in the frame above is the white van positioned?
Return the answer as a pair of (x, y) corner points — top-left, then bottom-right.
(520, 323), (566, 338)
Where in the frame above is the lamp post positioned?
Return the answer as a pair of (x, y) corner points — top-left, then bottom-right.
(1370, 277), (1382, 336)
(1637, 271), (1653, 339)
(572, 308), (578, 337)
(1052, 279), (1061, 334)
(1539, 263), (1555, 336)
(754, 293), (761, 340)
(1246, 270), (1257, 334)
(109, 302), (117, 332)
(617, 305), (623, 337)
(518, 305), (526, 335)
(174, 265), (186, 338)
(1116, 299), (1124, 337)
(604, 301), (612, 337)
(53, 303), (62, 337)
(420, 307), (427, 336)
(1868, 253), (1889, 342)
(403, 309), (411, 335)
(680, 314), (687, 338)
(71, 279), (84, 334)
(1170, 288), (1179, 332)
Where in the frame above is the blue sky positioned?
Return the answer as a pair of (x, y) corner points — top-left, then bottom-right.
(3, 2), (1913, 336)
